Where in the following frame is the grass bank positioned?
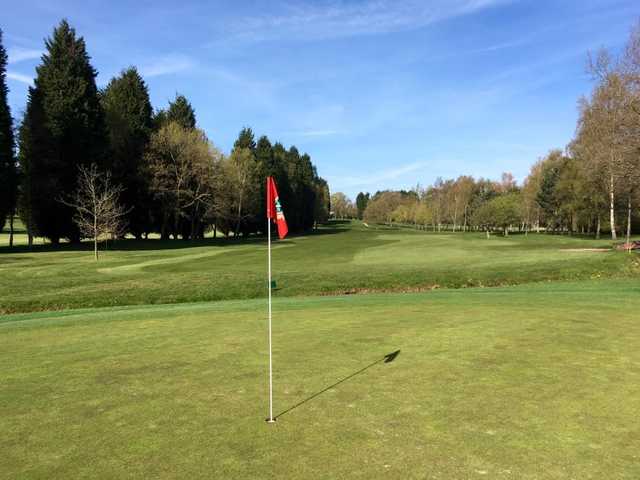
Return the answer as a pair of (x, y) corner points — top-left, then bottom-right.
(1, 221), (638, 313)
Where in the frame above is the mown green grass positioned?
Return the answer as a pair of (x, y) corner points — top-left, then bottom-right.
(2, 280), (639, 479)
(1, 221), (638, 313)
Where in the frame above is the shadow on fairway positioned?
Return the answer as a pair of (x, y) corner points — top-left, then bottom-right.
(0, 221), (349, 255)
(275, 350), (400, 420)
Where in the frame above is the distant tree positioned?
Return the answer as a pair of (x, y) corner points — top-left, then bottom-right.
(0, 29), (17, 244)
(213, 147), (258, 237)
(234, 127), (256, 151)
(576, 57), (634, 240)
(331, 192), (353, 219)
(101, 67), (153, 238)
(253, 135), (274, 232)
(145, 123), (218, 239)
(166, 94), (196, 130)
(17, 88), (47, 247)
(459, 176), (476, 231)
(498, 172), (518, 193)
(522, 160), (545, 233)
(363, 191), (404, 224)
(61, 164), (127, 260)
(536, 151), (564, 232)
(414, 202), (432, 229)
(151, 108), (168, 130)
(491, 193), (523, 236)
(313, 177), (330, 226)
(18, 19), (106, 243)
(355, 192), (369, 219)
(472, 193), (522, 237)
(471, 198), (497, 238)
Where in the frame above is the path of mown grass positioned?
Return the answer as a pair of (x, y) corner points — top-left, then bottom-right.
(2, 279), (639, 479)
(1, 222), (638, 313)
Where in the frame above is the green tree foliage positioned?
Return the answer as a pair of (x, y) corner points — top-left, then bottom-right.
(471, 193), (522, 236)
(101, 67), (153, 237)
(0, 29), (17, 235)
(145, 122), (219, 239)
(536, 151), (563, 231)
(18, 20), (106, 243)
(331, 192), (355, 219)
(213, 129), (328, 236)
(166, 94), (196, 130)
(17, 88), (46, 245)
(363, 191), (405, 224)
(355, 192), (369, 219)
(314, 177), (331, 225)
(234, 127), (256, 151)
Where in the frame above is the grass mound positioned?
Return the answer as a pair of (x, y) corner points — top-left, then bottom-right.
(1, 222), (638, 313)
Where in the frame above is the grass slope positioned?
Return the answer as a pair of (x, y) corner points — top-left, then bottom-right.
(2, 280), (639, 479)
(1, 222), (638, 313)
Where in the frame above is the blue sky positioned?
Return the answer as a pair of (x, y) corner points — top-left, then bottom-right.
(3, 0), (639, 198)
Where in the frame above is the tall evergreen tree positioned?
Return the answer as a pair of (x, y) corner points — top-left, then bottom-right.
(18, 88), (46, 246)
(0, 29), (17, 237)
(355, 192), (370, 219)
(19, 20), (106, 243)
(299, 153), (317, 230)
(101, 67), (153, 237)
(233, 127), (256, 151)
(166, 94), (196, 129)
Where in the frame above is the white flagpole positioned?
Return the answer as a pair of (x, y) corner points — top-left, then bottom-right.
(267, 214), (275, 423)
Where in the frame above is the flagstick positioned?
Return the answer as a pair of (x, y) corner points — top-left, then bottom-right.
(267, 216), (275, 423)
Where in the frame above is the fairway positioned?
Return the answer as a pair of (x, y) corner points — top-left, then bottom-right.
(1, 222), (638, 314)
(2, 280), (639, 479)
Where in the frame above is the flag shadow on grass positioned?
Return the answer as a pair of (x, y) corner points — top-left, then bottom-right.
(275, 350), (400, 420)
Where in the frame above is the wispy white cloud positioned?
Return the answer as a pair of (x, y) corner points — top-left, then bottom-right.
(336, 161), (430, 188)
(140, 54), (195, 77)
(7, 47), (42, 64)
(6, 71), (33, 85)
(227, 0), (514, 42)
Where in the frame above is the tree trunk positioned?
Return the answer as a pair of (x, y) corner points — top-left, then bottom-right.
(463, 205), (468, 232)
(94, 213), (98, 261)
(596, 215), (601, 240)
(9, 214), (14, 247)
(626, 196), (632, 252)
(609, 174), (617, 240)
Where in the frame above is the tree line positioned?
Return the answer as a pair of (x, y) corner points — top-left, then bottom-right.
(334, 21), (640, 242)
(0, 20), (330, 247)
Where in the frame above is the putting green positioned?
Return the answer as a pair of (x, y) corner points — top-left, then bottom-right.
(2, 280), (639, 479)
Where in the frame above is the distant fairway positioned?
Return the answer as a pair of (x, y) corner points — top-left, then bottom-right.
(2, 281), (639, 479)
(1, 221), (638, 313)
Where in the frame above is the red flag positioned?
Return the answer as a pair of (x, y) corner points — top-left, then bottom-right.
(266, 177), (288, 239)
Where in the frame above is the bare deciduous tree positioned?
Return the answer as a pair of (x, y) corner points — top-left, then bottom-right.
(145, 122), (218, 239)
(61, 164), (128, 260)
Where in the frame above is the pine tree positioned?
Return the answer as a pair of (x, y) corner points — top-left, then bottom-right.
(233, 127), (256, 151)
(0, 29), (17, 238)
(18, 88), (47, 246)
(356, 192), (370, 219)
(19, 19), (106, 243)
(166, 94), (196, 129)
(101, 67), (153, 237)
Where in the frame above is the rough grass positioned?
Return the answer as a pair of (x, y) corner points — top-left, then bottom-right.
(1, 222), (638, 314)
(2, 280), (639, 479)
